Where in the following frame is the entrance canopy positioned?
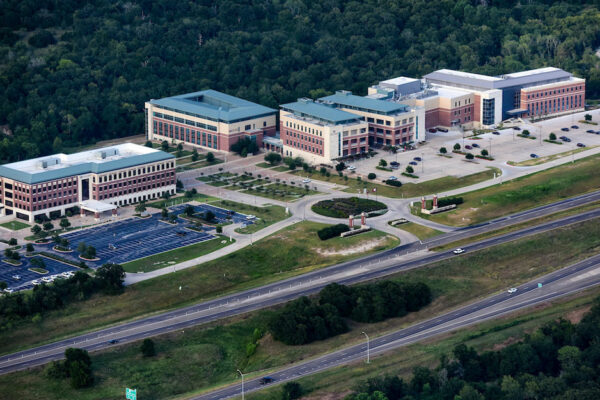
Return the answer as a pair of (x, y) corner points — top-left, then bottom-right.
(79, 200), (117, 213)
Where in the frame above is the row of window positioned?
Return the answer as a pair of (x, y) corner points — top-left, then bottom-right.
(95, 180), (175, 201)
(366, 116), (414, 126)
(96, 173), (174, 191)
(527, 94), (582, 115)
(285, 130), (323, 146)
(153, 111), (217, 131)
(526, 85), (583, 99)
(284, 140), (323, 155)
(155, 120), (219, 149)
(284, 121), (323, 136)
(94, 163), (173, 184)
(369, 126), (413, 135)
(453, 107), (473, 116)
(454, 98), (472, 107)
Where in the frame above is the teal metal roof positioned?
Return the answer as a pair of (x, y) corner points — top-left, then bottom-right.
(0, 151), (174, 185)
(280, 99), (361, 125)
(149, 89), (276, 123)
(319, 91), (409, 115)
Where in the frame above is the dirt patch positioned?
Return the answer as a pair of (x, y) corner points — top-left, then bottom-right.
(314, 236), (389, 256)
(491, 336), (522, 351)
(565, 305), (592, 324)
(303, 390), (352, 400)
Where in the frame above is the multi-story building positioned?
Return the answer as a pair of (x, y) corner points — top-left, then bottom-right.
(145, 90), (277, 152)
(280, 98), (369, 164)
(370, 67), (585, 129)
(318, 90), (425, 146)
(0, 144), (175, 222)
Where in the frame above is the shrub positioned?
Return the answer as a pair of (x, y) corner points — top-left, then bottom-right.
(406, 166), (414, 174)
(282, 382), (303, 400)
(141, 339), (156, 357)
(8, 238), (17, 246)
(549, 132), (557, 141)
(437, 196), (464, 207)
(368, 173), (376, 180)
(481, 149), (489, 156)
(453, 143), (461, 151)
(439, 147), (447, 154)
(206, 152), (215, 163)
(465, 153), (474, 160)
(585, 113), (592, 121)
(317, 224), (350, 240)
(385, 180), (402, 187)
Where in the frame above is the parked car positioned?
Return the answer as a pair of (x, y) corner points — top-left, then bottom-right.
(465, 145), (472, 150)
(586, 129), (595, 133)
(513, 127), (521, 131)
(387, 176), (398, 181)
(259, 377), (274, 385)
(409, 161), (418, 165)
(596, 131), (600, 135)
(561, 127), (569, 132)
(563, 137), (572, 142)
(3, 288), (14, 294)
(42, 277), (53, 283)
(437, 128), (448, 132)
(413, 157), (422, 161)
(453, 248), (465, 254)
(32, 279), (41, 286)
(492, 131), (500, 135)
(347, 165), (356, 171)
(530, 153), (539, 158)
(428, 128), (437, 133)
(302, 178), (311, 183)
(571, 125), (579, 129)
(390, 161), (400, 169)
(507, 288), (518, 294)
(11, 275), (21, 280)
(577, 143), (586, 147)
(472, 143), (480, 148)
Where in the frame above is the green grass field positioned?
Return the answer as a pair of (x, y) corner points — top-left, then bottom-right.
(256, 162), (278, 169)
(390, 221), (443, 240)
(414, 153), (600, 226)
(121, 236), (234, 273)
(208, 200), (288, 234)
(508, 146), (595, 166)
(1, 218), (597, 400)
(0, 220), (30, 231)
(0, 222), (398, 356)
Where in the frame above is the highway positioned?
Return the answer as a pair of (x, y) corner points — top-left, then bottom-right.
(0, 194), (598, 375)
(193, 253), (600, 400)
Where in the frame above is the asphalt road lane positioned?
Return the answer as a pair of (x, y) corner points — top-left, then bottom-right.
(1, 193), (599, 375)
(193, 254), (600, 400)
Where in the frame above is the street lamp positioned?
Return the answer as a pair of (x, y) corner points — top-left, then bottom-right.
(361, 331), (370, 364)
(488, 137), (492, 156)
(421, 152), (424, 174)
(237, 369), (245, 400)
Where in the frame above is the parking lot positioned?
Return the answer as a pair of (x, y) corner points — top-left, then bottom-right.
(0, 256), (78, 292)
(170, 203), (256, 225)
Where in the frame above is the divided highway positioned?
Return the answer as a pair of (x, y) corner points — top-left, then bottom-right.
(194, 253), (600, 399)
(0, 193), (598, 375)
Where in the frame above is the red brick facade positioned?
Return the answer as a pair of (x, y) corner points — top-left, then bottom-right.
(521, 82), (585, 118)
(280, 121), (327, 157)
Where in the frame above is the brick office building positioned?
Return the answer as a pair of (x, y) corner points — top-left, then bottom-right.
(0, 143), (175, 222)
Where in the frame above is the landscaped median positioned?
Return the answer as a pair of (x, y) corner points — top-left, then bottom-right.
(311, 197), (387, 218)
(1, 217), (598, 400)
(0, 221), (399, 357)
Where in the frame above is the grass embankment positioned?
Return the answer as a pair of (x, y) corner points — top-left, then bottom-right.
(414, 153), (600, 227)
(508, 146), (595, 166)
(293, 168), (499, 198)
(208, 200), (288, 234)
(122, 236), (234, 273)
(247, 287), (600, 400)
(1, 218), (598, 400)
(0, 222), (398, 356)
(391, 222), (443, 240)
(0, 220), (30, 231)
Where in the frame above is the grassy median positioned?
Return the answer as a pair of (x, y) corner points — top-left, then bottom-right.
(0, 222), (398, 356)
(1, 218), (598, 399)
(414, 153), (600, 226)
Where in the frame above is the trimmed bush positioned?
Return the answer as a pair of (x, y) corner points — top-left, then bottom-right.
(317, 224), (350, 240)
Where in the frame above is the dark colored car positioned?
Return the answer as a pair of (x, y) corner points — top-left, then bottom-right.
(571, 125), (579, 129)
(561, 127), (569, 132)
(530, 154), (539, 158)
(472, 143), (480, 148)
(413, 157), (422, 161)
(428, 128), (437, 133)
(259, 376), (274, 385)
(409, 161), (418, 165)
(513, 127), (521, 131)
(437, 128), (448, 132)
(465, 145), (472, 150)
(492, 131), (500, 135)
(577, 142), (586, 147)
(586, 129), (595, 133)
(108, 339), (119, 344)
(561, 137), (571, 142)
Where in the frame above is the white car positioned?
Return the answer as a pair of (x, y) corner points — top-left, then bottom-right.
(246, 215), (255, 220)
(11, 275), (21, 280)
(61, 271), (73, 278)
(507, 288), (518, 294)
(347, 165), (356, 171)
(52, 274), (64, 280)
(42, 276), (53, 283)
(302, 178), (311, 183)
(453, 248), (465, 254)
(387, 176), (398, 181)
(3, 288), (14, 294)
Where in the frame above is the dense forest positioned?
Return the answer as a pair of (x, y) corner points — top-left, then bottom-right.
(2, 0), (600, 162)
(347, 297), (600, 400)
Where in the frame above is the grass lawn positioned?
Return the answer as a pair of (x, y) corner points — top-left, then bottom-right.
(28, 267), (48, 274)
(414, 153), (600, 227)
(390, 221), (443, 240)
(121, 236), (234, 273)
(177, 159), (223, 171)
(0, 222), (398, 356)
(256, 162), (278, 169)
(293, 168), (499, 198)
(2, 219), (598, 400)
(242, 183), (320, 202)
(0, 220), (30, 231)
(208, 200), (288, 234)
(272, 166), (290, 172)
(508, 146), (595, 166)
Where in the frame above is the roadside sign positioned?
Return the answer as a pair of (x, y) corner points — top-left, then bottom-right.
(537, 283), (543, 288)
(126, 388), (137, 400)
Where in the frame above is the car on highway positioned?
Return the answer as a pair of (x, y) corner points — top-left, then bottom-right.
(571, 125), (579, 129)
(492, 131), (500, 135)
(472, 143), (480, 148)
(577, 142), (586, 147)
(409, 161), (417, 165)
(453, 248), (465, 254)
(561, 127), (570, 132)
(302, 178), (311, 183)
(530, 153), (539, 158)
(108, 339), (119, 344)
(465, 145), (472, 150)
(11, 274), (21, 280)
(387, 176), (398, 181)
(259, 376), (274, 385)
(587, 129), (596, 133)
(507, 288), (518, 294)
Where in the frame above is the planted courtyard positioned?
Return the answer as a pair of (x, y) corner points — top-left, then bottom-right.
(312, 197), (388, 218)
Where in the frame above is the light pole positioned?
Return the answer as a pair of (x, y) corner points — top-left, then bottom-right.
(237, 369), (245, 400)
(421, 151), (424, 174)
(361, 331), (370, 364)
(488, 137), (492, 157)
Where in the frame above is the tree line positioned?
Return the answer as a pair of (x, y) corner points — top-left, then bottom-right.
(347, 295), (600, 400)
(0, 263), (125, 330)
(269, 281), (432, 345)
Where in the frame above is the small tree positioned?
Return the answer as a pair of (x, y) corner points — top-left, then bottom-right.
(406, 166), (414, 174)
(161, 208), (169, 219)
(0, 281), (6, 290)
(439, 147), (447, 154)
(206, 152), (215, 163)
(453, 143), (461, 151)
(60, 218), (71, 230)
(549, 132), (557, 141)
(282, 382), (303, 400)
(191, 148), (199, 162)
(288, 162), (296, 170)
(176, 179), (183, 190)
(335, 162), (345, 172)
(176, 143), (183, 152)
(31, 225), (42, 236)
(216, 225), (223, 234)
(204, 211), (216, 222)
(161, 140), (169, 151)
(144, 140), (153, 148)
(184, 205), (195, 217)
(135, 202), (147, 214)
(43, 222), (54, 232)
(379, 159), (387, 167)
(368, 173), (376, 180)
(60, 238), (69, 248)
(26, 243), (34, 253)
(481, 149), (489, 156)
(77, 242), (87, 254)
(141, 339), (156, 357)
(8, 238), (17, 246)
(522, 129), (530, 136)
(319, 167), (327, 175)
(585, 113), (592, 121)
(264, 152), (282, 165)
(466, 153), (475, 160)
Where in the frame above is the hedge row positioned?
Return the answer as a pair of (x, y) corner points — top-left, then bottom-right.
(317, 224), (350, 240)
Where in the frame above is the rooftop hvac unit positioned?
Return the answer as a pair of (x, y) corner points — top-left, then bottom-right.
(36, 158), (60, 169)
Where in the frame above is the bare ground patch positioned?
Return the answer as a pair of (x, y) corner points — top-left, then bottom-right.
(314, 236), (391, 256)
